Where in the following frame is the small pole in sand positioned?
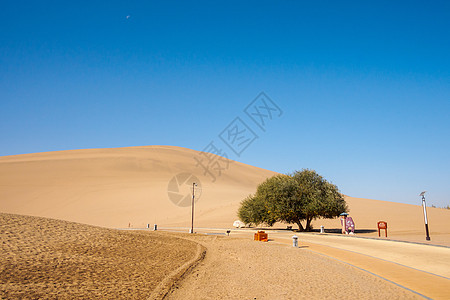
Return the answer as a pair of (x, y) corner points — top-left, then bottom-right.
(190, 182), (197, 234)
(420, 191), (431, 241)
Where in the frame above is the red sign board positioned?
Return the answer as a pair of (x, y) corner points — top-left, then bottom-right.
(377, 221), (388, 237)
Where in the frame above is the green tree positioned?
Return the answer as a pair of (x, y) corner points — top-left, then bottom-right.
(238, 175), (292, 226)
(238, 195), (265, 226)
(291, 169), (347, 231)
(237, 169), (348, 231)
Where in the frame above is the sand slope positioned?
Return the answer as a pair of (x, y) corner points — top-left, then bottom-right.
(0, 146), (276, 228)
(0, 213), (200, 299)
(1, 145), (449, 245)
(316, 196), (450, 245)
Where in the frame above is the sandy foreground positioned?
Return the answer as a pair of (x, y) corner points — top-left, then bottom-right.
(1, 213), (425, 299)
(167, 234), (424, 300)
(229, 229), (450, 298)
(0, 213), (201, 299)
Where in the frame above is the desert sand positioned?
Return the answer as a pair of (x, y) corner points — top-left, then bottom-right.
(0, 146), (276, 229)
(222, 229), (450, 299)
(1, 145), (449, 246)
(1, 146), (450, 298)
(314, 196), (450, 246)
(0, 213), (203, 299)
(167, 234), (420, 300)
(1, 213), (423, 299)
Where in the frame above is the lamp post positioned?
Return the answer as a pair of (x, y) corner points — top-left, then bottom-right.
(190, 183), (197, 234)
(420, 191), (431, 241)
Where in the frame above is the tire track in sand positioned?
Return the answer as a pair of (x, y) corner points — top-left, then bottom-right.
(148, 238), (206, 300)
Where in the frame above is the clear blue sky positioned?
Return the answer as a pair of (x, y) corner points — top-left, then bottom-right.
(1, 1), (449, 207)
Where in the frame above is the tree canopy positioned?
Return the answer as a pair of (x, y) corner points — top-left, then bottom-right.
(237, 169), (348, 231)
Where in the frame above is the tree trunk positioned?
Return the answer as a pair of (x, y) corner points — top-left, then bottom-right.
(305, 217), (313, 231)
(296, 222), (305, 232)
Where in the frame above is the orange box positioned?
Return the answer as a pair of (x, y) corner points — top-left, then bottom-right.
(254, 231), (268, 242)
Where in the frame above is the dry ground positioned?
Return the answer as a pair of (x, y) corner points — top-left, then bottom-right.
(167, 234), (420, 300)
(0, 213), (441, 299)
(0, 213), (200, 299)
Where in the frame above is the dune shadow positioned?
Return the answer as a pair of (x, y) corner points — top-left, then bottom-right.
(354, 229), (377, 234)
(249, 226), (297, 231)
(310, 228), (377, 234)
(245, 227), (377, 234)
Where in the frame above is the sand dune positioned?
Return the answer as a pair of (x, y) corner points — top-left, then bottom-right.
(0, 146), (276, 228)
(1, 145), (449, 245)
(316, 196), (450, 245)
(1, 146), (449, 298)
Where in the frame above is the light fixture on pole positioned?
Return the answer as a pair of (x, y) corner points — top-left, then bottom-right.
(420, 191), (431, 241)
(190, 182), (197, 234)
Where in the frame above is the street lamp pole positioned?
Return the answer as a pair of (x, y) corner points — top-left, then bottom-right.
(420, 191), (431, 241)
(190, 183), (197, 234)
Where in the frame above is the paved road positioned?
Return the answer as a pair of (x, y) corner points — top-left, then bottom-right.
(275, 232), (450, 278)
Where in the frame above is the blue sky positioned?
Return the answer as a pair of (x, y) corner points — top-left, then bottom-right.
(1, 1), (449, 207)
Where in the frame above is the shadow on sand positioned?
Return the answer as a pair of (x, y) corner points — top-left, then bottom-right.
(249, 227), (377, 235)
(311, 228), (377, 234)
(266, 239), (309, 248)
